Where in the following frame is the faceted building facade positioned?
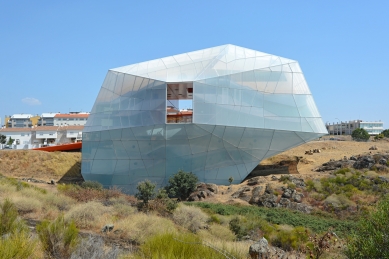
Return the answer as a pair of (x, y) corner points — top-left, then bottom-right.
(81, 44), (327, 193)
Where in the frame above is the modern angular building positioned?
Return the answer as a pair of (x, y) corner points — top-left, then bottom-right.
(81, 44), (327, 193)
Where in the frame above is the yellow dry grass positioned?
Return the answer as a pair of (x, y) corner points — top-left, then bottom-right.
(0, 150), (81, 181)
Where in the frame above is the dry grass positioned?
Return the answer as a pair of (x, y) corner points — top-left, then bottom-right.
(11, 196), (43, 215)
(65, 201), (111, 230)
(115, 213), (177, 243)
(173, 204), (209, 233)
(0, 150), (81, 180)
(198, 224), (236, 242)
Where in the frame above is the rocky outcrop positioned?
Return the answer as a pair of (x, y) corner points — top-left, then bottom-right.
(231, 186), (252, 202)
(188, 183), (218, 201)
(244, 184), (313, 213)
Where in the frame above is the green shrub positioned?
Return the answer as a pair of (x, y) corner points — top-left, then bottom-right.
(166, 170), (198, 201)
(352, 128), (370, 141)
(306, 179), (315, 191)
(81, 180), (103, 190)
(0, 231), (40, 259)
(381, 129), (389, 138)
(189, 202), (356, 237)
(346, 197), (389, 258)
(135, 180), (156, 207)
(36, 215), (79, 258)
(0, 199), (27, 235)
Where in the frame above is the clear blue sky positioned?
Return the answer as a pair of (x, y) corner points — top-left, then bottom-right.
(1, 1), (388, 127)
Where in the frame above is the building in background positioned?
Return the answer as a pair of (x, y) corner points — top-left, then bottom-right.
(81, 44), (327, 193)
(326, 120), (384, 135)
(6, 114), (39, 128)
(54, 112), (89, 126)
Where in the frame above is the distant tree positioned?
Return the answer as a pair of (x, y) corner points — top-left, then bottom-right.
(351, 128), (370, 142)
(0, 134), (6, 144)
(382, 129), (389, 138)
(166, 170), (198, 201)
(135, 180), (156, 206)
(6, 137), (14, 145)
(346, 197), (389, 258)
(228, 177), (234, 185)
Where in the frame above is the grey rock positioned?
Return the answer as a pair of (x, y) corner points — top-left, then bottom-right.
(265, 184), (273, 194)
(232, 186), (251, 199)
(249, 237), (269, 259)
(247, 176), (264, 186)
(101, 224), (114, 233)
(206, 183), (218, 194)
(292, 192), (304, 203)
(249, 186), (264, 204)
(278, 198), (291, 207)
(258, 193), (278, 208)
(282, 188), (293, 198)
(379, 158), (387, 165)
(349, 156), (357, 161)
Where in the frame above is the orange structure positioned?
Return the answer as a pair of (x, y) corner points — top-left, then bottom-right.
(32, 142), (82, 152)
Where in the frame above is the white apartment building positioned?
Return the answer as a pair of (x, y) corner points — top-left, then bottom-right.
(0, 125), (84, 149)
(7, 114), (35, 128)
(326, 120), (384, 135)
(0, 128), (33, 148)
(38, 113), (57, 126)
(54, 113), (89, 126)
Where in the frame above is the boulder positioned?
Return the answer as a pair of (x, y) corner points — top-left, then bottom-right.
(249, 186), (264, 204)
(281, 188), (293, 199)
(206, 184), (218, 194)
(232, 186), (251, 199)
(264, 184), (273, 194)
(247, 176), (264, 186)
(258, 193), (278, 208)
(249, 237), (269, 259)
(292, 192), (304, 203)
(379, 158), (388, 165)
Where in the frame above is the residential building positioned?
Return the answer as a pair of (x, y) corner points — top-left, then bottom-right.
(54, 112), (89, 126)
(6, 114), (39, 128)
(81, 44), (327, 194)
(38, 113), (58, 126)
(326, 120), (384, 135)
(0, 127), (33, 148)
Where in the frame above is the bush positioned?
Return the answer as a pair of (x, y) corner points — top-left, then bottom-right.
(166, 170), (198, 201)
(351, 128), (370, 141)
(135, 180), (156, 206)
(0, 231), (41, 259)
(346, 197), (389, 258)
(173, 205), (208, 233)
(0, 199), (27, 235)
(81, 180), (103, 190)
(36, 215), (79, 258)
(382, 129), (389, 138)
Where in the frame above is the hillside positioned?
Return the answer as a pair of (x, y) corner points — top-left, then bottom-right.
(0, 139), (389, 258)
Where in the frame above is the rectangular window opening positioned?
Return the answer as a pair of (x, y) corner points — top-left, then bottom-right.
(166, 82), (193, 124)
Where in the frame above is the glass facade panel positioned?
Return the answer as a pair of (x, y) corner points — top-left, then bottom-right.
(82, 44), (327, 194)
